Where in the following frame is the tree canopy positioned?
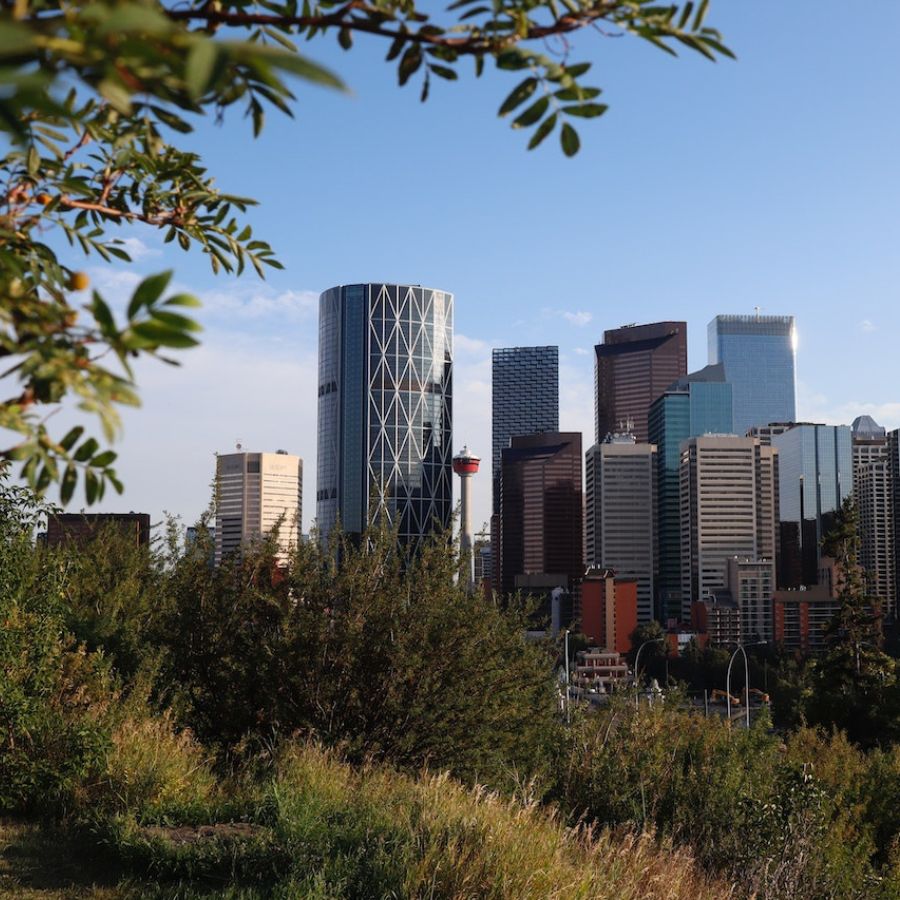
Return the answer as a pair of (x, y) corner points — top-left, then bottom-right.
(0, 0), (731, 502)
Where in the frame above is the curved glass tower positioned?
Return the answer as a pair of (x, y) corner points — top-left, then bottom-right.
(316, 283), (453, 546)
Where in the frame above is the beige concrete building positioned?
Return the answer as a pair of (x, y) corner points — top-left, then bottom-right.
(727, 557), (776, 642)
(585, 433), (657, 624)
(857, 457), (895, 616)
(679, 435), (778, 619)
(215, 450), (303, 564)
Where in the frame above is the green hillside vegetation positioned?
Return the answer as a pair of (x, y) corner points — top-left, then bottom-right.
(3, 481), (900, 897)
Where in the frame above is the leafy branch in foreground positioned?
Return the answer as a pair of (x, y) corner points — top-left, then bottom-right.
(0, 0), (731, 501)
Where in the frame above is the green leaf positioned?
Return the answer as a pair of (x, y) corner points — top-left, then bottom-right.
(90, 293), (117, 338)
(85, 468), (98, 505)
(91, 450), (118, 468)
(26, 145), (39, 176)
(496, 50), (531, 71)
(527, 113), (557, 150)
(398, 45), (423, 86)
(74, 437), (99, 463)
(128, 271), (173, 319)
(131, 322), (200, 349)
(563, 103), (608, 119)
(162, 293), (202, 309)
(60, 465), (77, 505)
(498, 77), (538, 117)
(429, 64), (457, 81)
(338, 27), (353, 50)
(512, 96), (549, 129)
(59, 426), (85, 452)
(152, 310), (202, 333)
(186, 39), (219, 99)
(560, 121), (580, 157)
(0, 23), (36, 58)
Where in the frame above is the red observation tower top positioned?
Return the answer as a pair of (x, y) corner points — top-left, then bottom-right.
(452, 446), (481, 475)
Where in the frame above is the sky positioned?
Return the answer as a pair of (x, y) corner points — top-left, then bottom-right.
(33, 1), (900, 535)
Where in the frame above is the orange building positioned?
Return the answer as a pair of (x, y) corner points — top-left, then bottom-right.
(579, 567), (638, 654)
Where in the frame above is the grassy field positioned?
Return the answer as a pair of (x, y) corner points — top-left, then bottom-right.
(0, 820), (121, 899)
(0, 744), (732, 899)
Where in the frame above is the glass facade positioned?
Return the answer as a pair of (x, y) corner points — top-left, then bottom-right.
(708, 315), (796, 436)
(316, 283), (453, 546)
(491, 346), (559, 513)
(648, 365), (733, 623)
(772, 424), (852, 582)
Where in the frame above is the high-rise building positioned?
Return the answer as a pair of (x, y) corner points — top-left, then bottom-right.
(45, 512), (151, 548)
(747, 422), (795, 446)
(491, 346), (559, 512)
(708, 314), (797, 436)
(316, 283), (453, 546)
(215, 450), (302, 564)
(852, 415), (888, 488)
(648, 363), (733, 623)
(857, 458), (895, 616)
(585, 433), (657, 623)
(579, 568), (638, 654)
(727, 557), (775, 642)
(594, 321), (687, 444)
(498, 432), (583, 597)
(679, 435), (778, 620)
(772, 423), (852, 586)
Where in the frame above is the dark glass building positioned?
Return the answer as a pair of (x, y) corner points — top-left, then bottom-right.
(648, 363), (733, 623)
(491, 346), (559, 514)
(316, 283), (453, 546)
(708, 314), (797, 436)
(772, 423), (852, 586)
(594, 322), (687, 444)
(498, 432), (583, 597)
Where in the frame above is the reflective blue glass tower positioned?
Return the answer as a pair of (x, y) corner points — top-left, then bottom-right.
(708, 314), (796, 436)
(316, 283), (453, 546)
(648, 364), (733, 623)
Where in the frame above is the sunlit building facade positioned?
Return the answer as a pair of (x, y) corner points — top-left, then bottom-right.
(316, 283), (453, 546)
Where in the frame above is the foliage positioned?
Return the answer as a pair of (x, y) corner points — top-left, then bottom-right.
(161, 522), (559, 789)
(0, 0), (730, 501)
(553, 697), (900, 898)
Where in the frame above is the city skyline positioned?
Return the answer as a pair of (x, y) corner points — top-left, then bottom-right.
(38, 2), (900, 536)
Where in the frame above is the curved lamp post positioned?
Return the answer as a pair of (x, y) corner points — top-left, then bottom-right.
(726, 641), (767, 728)
(634, 636), (666, 709)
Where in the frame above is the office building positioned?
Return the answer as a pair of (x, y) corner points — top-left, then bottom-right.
(498, 431), (583, 597)
(692, 592), (742, 646)
(648, 363), (733, 622)
(594, 321), (687, 443)
(579, 568), (638, 654)
(491, 346), (559, 509)
(679, 435), (778, 620)
(316, 283), (453, 546)
(727, 557), (775, 642)
(772, 423), (852, 586)
(857, 458), (895, 616)
(585, 433), (657, 623)
(772, 559), (842, 653)
(45, 512), (151, 548)
(748, 422), (795, 446)
(852, 415), (888, 488)
(708, 314), (796, 435)
(215, 450), (303, 564)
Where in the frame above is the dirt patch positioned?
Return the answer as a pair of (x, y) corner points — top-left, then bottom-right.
(140, 823), (267, 846)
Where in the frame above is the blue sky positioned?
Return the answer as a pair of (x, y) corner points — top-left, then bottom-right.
(55, 1), (900, 534)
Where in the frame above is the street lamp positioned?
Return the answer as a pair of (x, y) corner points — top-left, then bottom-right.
(726, 641), (767, 729)
(634, 636), (666, 709)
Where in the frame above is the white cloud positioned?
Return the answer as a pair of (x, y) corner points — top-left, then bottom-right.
(455, 333), (491, 356)
(117, 237), (161, 261)
(858, 319), (876, 333)
(573, 347), (590, 356)
(562, 310), (593, 327)
(797, 381), (900, 430)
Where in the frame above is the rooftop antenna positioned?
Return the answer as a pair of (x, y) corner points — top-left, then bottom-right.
(754, 305), (762, 320)
(236, 439), (243, 451)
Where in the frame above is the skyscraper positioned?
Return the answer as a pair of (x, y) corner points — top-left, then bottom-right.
(772, 423), (852, 586)
(708, 314), (797, 436)
(215, 450), (303, 564)
(316, 283), (453, 546)
(585, 433), (657, 623)
(498, 431), (583, 597)
(679, 435), (778, 620)
(648, 363), (734, 622)
(594, 321), (687, 444)
(491, 346), (559, 512)
(857, 458), (895, 616)
(852, 415), (888, 488)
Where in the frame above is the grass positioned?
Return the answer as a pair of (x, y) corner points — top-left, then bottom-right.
(104, 743), (733, 899)
(0, 819), (121, 899)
